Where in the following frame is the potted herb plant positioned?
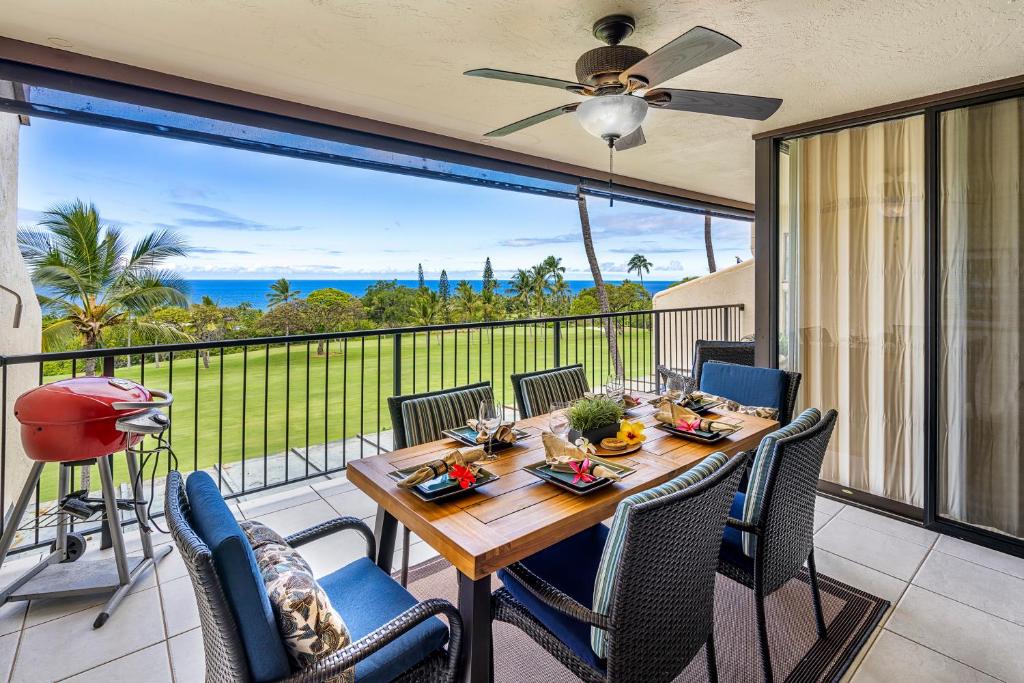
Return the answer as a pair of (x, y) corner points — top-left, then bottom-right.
(566, 396), (625, 444)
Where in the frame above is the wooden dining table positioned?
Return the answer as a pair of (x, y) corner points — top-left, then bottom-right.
(347, 393), (778, 683)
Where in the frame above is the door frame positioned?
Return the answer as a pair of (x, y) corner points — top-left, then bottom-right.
(754, 77), (1024, 559)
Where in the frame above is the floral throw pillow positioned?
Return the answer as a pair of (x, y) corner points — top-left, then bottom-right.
(693, 391), (779, 420)
(240, 521), (353, 681)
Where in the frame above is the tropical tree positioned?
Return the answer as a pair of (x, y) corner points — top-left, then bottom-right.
(438, 269), (451, 323)
(453, 280), (479, 322)
(482, 257), (496, 294)
(507, 269), (534, 313)
(576, 193), (623, 376)
(362, 280), (418, 327)
(540, 255), (566, 284)
(417, 263), (426, 291)
(411, 291), (442, 326)
(704, 215), (717, 273)
(18, 200), (191, 375)
(258, 300), (307, 337)
(626, 253), (653, 287)
(266, 278), (301, 308)
(304, 288), (365, 354)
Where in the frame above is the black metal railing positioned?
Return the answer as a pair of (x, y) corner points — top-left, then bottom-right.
(0, 304), (743, 553)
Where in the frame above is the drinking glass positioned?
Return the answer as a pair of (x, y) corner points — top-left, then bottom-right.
(548, 400), (572, 440)
(477, 399), (503, 456)
(605, 374), (625, 406)
(665, 375), (685, 402)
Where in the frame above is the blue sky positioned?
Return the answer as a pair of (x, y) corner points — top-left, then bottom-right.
(17, 117), (752, 280)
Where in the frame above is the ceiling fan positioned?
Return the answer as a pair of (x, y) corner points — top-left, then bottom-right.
(465, 15), (782, 153)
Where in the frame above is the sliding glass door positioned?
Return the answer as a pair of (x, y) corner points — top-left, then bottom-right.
(778, 116), (926, 507)
(937, 95), (1024, 540)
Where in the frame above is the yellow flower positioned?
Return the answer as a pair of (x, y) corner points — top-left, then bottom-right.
(616, 419), (646, 446)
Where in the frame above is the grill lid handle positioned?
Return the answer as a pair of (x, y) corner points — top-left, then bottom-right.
(111, 388), (173, 411)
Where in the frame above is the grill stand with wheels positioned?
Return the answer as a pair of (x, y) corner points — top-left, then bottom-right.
(0, 391), (174, 629)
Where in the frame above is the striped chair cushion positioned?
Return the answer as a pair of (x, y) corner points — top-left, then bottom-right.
(400, 385), (495, 447)
(519, 367), (590, 417)
(740, 408), (821, 556)
(590, 451), (730, 658)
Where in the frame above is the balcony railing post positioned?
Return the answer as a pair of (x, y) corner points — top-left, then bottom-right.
(392, 332), (402, 397)
(653, 311), (662, 393)
(553, 321), (561, 368)
(100, 354), (116, 550)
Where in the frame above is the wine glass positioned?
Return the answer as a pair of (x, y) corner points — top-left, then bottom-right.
(605, 374), (625, 406)
(477, 399), (503, 457)
(548, 400), (572, 441)
(665, 374), (685, 403)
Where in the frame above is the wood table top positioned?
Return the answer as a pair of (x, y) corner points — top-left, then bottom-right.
(347, 395), (778, 580)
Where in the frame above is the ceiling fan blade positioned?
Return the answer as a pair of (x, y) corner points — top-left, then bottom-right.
(465, 68), (589, 93)
(484, 103), (579, 137)
(646, 88), (782, 120)
(620, 26), (740, 89)
(614, 127), (646, 151)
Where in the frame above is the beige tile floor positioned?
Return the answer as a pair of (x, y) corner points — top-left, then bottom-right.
(0, 476), (1022, 682)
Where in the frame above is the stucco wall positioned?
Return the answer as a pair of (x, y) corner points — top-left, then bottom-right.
(0, 84), (42, 514)
(651, 258), (755, 371)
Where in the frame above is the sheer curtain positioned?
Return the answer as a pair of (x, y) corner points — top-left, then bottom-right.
(781, 116), (925, 506)
(939, 97), (1024, 538)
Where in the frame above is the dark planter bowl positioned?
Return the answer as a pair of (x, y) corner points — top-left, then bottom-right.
(568, 422), (620, 446)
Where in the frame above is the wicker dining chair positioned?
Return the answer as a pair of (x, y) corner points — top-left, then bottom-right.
(165, 471), (463, 683)
(718, 409), (838, 683)
(509, 364), (590, 418)
(492, 451), (749, 683)
(658, 339), (755, 394)
(387, 381), (493, 586)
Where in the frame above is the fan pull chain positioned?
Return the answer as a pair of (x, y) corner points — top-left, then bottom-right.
(608, 140), (615, 207)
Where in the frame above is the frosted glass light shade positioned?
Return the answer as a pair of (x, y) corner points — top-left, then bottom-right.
(575, 95), (648, 141)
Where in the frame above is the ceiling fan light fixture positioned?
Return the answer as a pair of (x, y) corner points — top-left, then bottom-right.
(575, 95), (648, 142)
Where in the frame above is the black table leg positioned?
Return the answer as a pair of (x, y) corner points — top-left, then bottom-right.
(458, 571), (493, 683)
(373, 507), (398, 574)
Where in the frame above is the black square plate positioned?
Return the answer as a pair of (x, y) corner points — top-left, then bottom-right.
(387, 465), (499, 502)
(680, 397), (724, 414)
(523, 456), (635, 495)
(442, 426), (530, 451)
(654, 423), (729, 444)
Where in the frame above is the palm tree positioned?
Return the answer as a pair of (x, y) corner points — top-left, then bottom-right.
(267, 278), (301, 308)
(540, 255), (566, 283)
(507, 269), (534, 312)
(412, 291), (442, 326)
(627, 254), (653, 287)
(704, 215), (717, 273)
(576, 192), (623, 376)
(453, 280), (479, 322)
(18, 200), (190, 376)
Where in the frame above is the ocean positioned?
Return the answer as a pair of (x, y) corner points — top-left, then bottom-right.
(185, 279), (676, 309)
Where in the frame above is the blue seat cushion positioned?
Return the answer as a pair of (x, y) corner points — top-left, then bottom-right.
(700, 362), (788, 414)
(720, 491), (754, 574)
(185, 472), (290, 682)
(320, 558), (448, 683)
(498, 524), (607, 672)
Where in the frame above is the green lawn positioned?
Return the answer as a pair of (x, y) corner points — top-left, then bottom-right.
(39, 324), (652, 499)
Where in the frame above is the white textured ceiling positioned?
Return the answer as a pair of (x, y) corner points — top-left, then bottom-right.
(1, 0), (1022, 203)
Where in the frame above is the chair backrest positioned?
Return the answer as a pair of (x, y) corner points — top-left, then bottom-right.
(166, 470), (269, 683)
(602, 453), (747, 683)
(690, 339), (755, 386)
(756, 410), (838, 595)
(510, 364), (589, 418)
(701, 360), (803, 425)
(387, 381), (493, 449)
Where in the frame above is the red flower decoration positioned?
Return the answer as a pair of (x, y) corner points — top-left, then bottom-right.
(570, 458), (596, 485)
(676, 418), (701, 432)
(449, 464), (477, 489)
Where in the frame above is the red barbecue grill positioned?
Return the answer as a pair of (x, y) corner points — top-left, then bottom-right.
(0, 377), (174, 628)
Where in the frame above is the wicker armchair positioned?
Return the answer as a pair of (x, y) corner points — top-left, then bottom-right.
(492, 452), (749, 683)
(509, 364), (589, 418)
(387, 381), (492, 587)
(165, 471), (462, 683)
(658, 339), (755, 394)
(718, 410), (838, 683)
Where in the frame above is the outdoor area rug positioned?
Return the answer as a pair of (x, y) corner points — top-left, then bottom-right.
(403, 556), (889, 682)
